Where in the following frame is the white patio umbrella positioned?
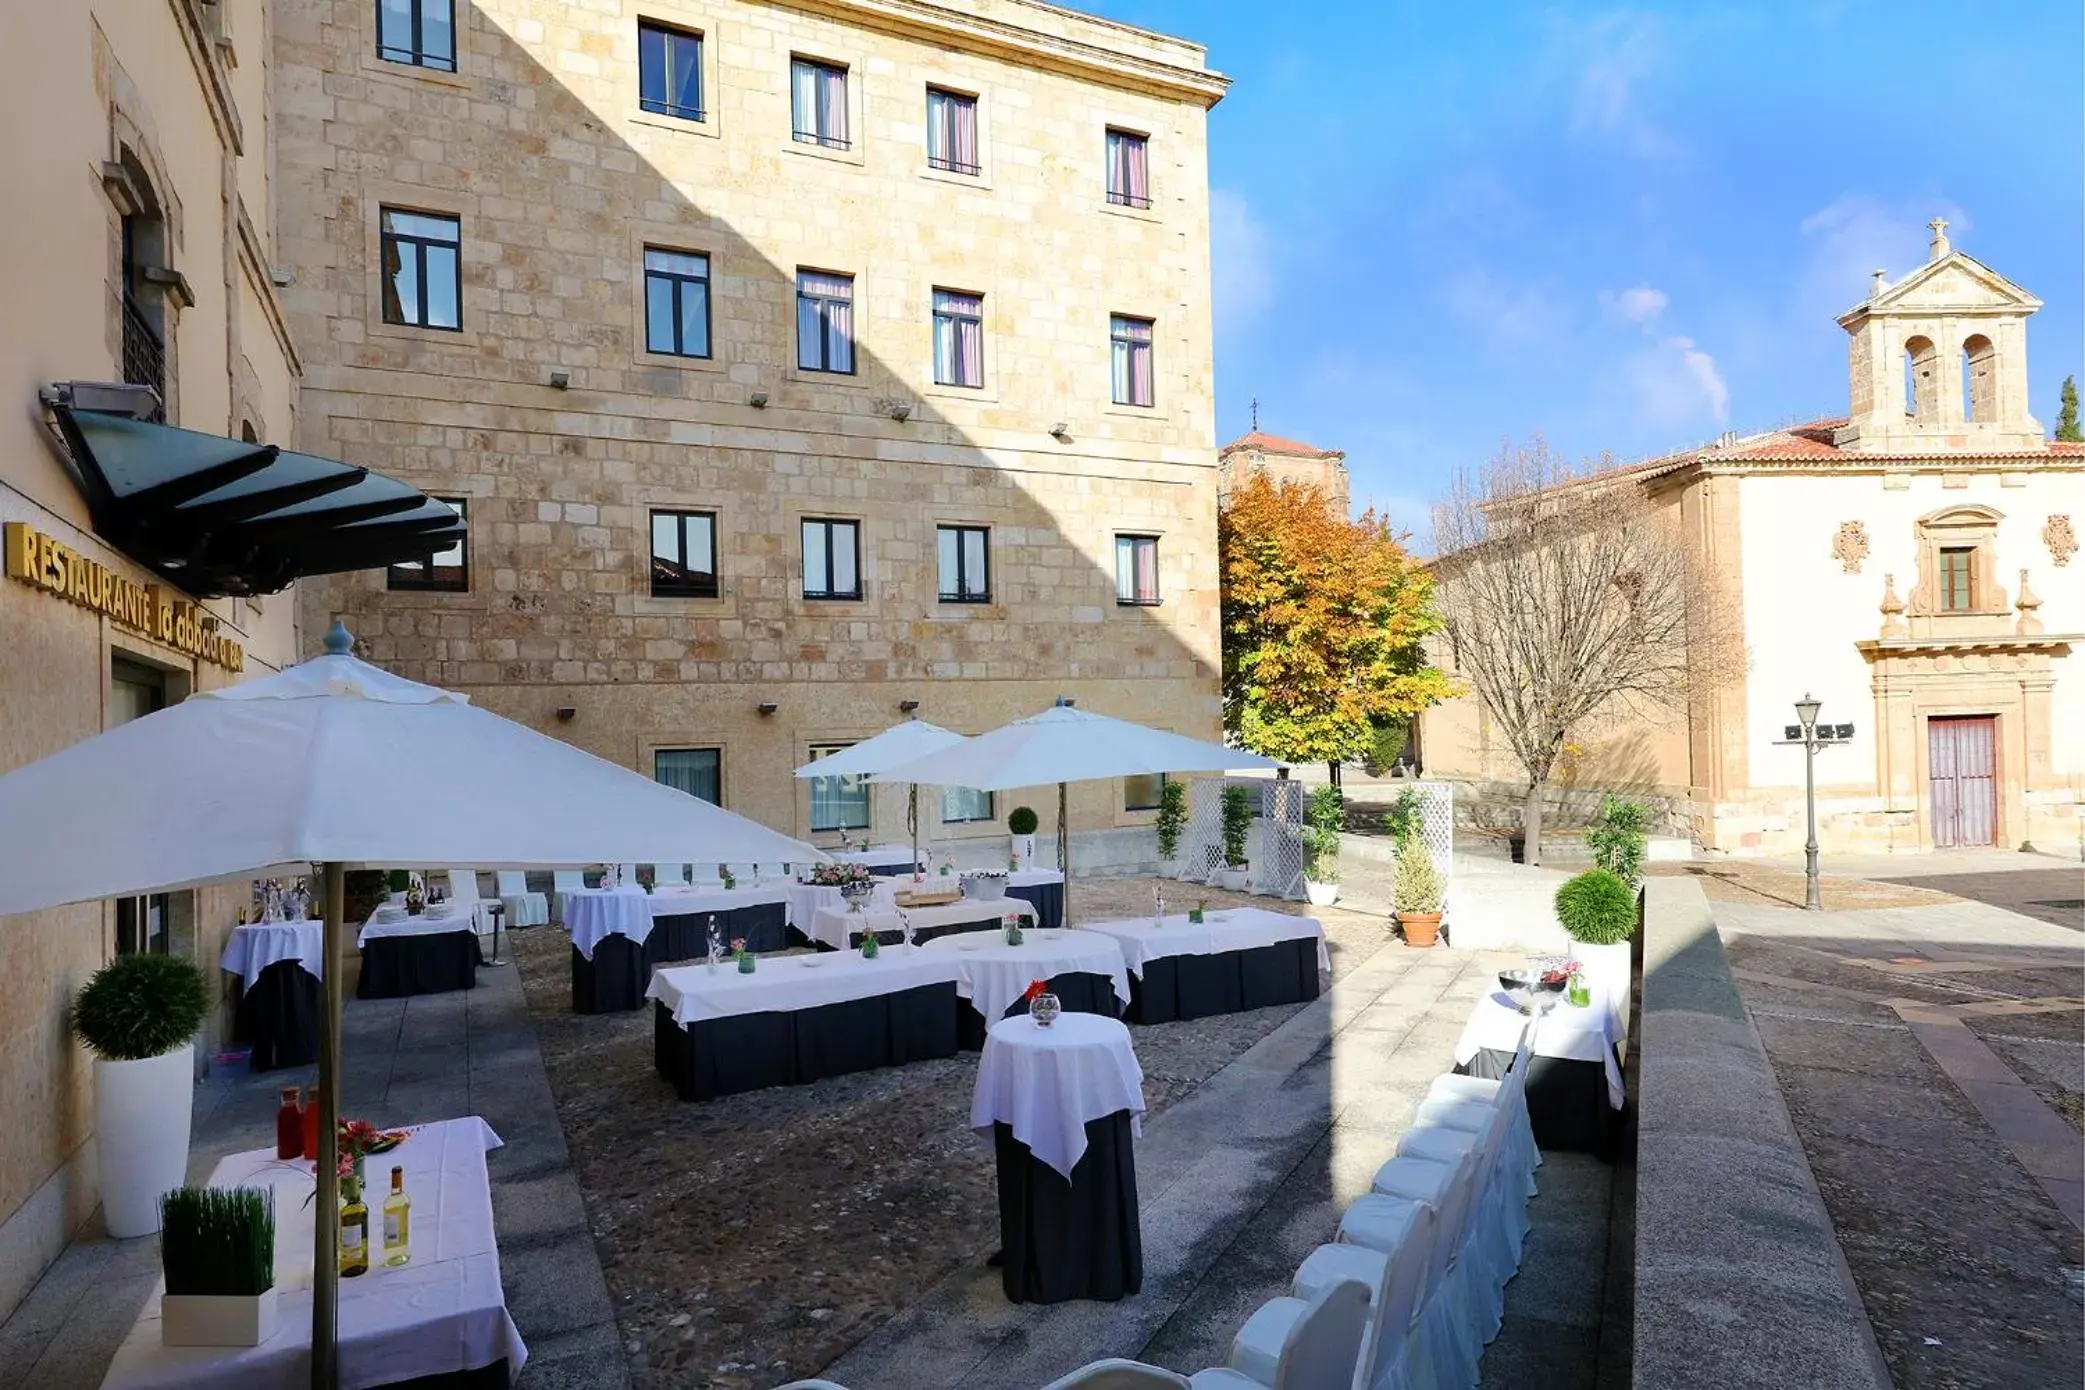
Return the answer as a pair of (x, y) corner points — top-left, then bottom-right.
(870, 700), (1283, 914)
(0, 623), (819, 1390)
(792, 716), (969, 875)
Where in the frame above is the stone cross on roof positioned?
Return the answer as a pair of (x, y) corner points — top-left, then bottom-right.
(1928, 216), (1950, 260)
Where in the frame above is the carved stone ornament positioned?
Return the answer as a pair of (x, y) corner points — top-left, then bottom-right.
(2016, 569), (2043, 636)
(1832, 520), (1870, 574)
(2044, 513), (2077, 567)
(1879, 573), (1908, 637)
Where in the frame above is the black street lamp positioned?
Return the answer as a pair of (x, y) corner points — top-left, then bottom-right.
(1778, 694), (1854, 911)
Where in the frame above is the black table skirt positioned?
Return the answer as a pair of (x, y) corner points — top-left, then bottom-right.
(1461, 1047), (1624, 1159)
(385, 1358), (509, 1389)
(650, 901), (790, 962)
(357, 931), (481, 1000)
(958, 970), (1121, 1051)
(993, 1112), (1142, 1304)
(1125, 937), (1322, 1024)
(1007, 882), (1064, 932)
(867, 862), (917, 878)
(572, 937), (651, 1014)
(652, 981), (960, 1101)
(233, 959), (322, 1072)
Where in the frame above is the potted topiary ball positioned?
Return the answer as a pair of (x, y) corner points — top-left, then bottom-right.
(72, 953), (210, 1238)
(1007, 805), (1039, 867)
(1391, 834), (1446, 947)
(1554, 868), (1639, 1033)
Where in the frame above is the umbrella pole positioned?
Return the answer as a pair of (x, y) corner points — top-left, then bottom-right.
(909, 784), (919, 876)
(313, 860), (344, 1390)
(1057, 780), (1069, 922)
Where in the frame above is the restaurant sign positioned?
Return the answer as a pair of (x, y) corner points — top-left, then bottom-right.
(4, 522), (245, 671)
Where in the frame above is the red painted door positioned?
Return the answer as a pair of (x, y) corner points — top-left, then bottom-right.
(1928, 716), (1998, 848)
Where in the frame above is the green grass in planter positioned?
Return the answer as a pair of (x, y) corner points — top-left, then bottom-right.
(1555, 868), (1638, 945)
(70, 953), (209, 1061)
(160, 1186), (275, 1297)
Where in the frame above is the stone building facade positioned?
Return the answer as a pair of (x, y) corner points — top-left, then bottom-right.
(1218, 427), (1350, 515)
(0, 0), (303, 1318)
(1422, 226), (2084, 857)
(282, 0), (1228, 856)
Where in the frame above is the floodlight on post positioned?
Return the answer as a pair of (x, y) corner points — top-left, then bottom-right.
(1774, 693), (1852, 914)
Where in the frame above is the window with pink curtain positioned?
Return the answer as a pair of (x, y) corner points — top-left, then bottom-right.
(1106, 128), (1150, 208)
(1115, 534), (1159, 605)
(927, 88), (979, 174)
(791, 58), (849, 149)
(1111, 314), (1154, 407)
(933, 289), (983, 387)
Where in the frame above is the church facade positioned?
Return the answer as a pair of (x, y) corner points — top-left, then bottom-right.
(1421, 224), (2083, 857)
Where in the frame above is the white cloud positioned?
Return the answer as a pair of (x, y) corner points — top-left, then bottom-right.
(1440, 268), (1565, 347)
(1563, 14), (1678, 161)
(1619, 335), (1730, 427)
(1210, 188), (1274, 331)
(1797, 194), (1971, 316)
(1666, 336), (1729, 421)
(1601, 285), (1669, 326)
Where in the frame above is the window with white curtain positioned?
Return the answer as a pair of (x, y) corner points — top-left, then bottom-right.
(654, 748), (721, 805)
(932, 289), (983, 388)
(926, 88), (979, 173)
(790, 58), (850, 149)
(941, 785), (994, 823)
(802, 518), (861, 600)
(807, 743), (870, 831)
(796, 270), (855, 373)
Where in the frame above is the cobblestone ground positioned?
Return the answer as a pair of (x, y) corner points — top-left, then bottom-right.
(511, 877), (1390, 1388)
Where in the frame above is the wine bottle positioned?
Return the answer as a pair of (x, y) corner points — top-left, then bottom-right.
(382, 1165), (411, 1267)
(340, 1187), (370, 1278)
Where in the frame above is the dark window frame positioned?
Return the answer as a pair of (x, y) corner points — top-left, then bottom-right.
(387, 496), (470, 592)
(1939, 546), (1976, 612)
(1115, 532), (1161, 607)
(801, 517), (863, 600)
(937, 523), (990, 603)
(650, 508), (719, 598)
(796, 270), (856, 374)
(1111, 313), (1155, 407)
(637, 19), (705, 122)
(1124, 770), (1167, 812)
(807, 742), (872, 832)
(379, 207), (462, 331)
(940, 785), (996, 824)
(654, 746), (723, 806)
(1105, 127), (1152, 209)
(790, 57), (851, 150)
(643, 247), (712, 359)
(925, 87), (981, 175)
(932, 287), (984, 388)
(376, 0), (458, 72)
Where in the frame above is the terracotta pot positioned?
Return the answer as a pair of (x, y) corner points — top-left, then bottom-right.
(1397, 911), (1442, 948)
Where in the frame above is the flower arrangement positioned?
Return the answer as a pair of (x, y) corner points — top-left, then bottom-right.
(1023, 977), (1061, 1027)
(1022, 978), (1048, 1004)
(1002, 913), (1025, 946)
(806, 861), (874, 889)
(1188, 901), (1207, 925)
(732, 937), (755, 973)
(719, 864), (737, 890)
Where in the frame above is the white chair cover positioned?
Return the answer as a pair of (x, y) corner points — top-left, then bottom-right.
(551, 869), (586, 921)
(444, 868), (499, 937)
(1039, 1361), (1192, 1390)
(495, 870), (550, 928)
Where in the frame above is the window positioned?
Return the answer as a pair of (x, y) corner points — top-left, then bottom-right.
(655, 748), (721, 805)
(111, 657), (171, 954)
(651, 509), (718, 598)
(638, 21), (704, 121)
(802, 518), (861, 600)
(807, 744), (870, 831)
(377, 0), (456, 72)
(643, 248), (711, 358)
(1124, 771), (1166, 812)
(1115, 533), (1159, 605)
(1105, 128), (1150, 208)
(796, 271), (855, 373)
(937, 524), (989, 602)
(388, 497), (469, 591)
(380, 209), (461, 330)
(1940, 546), (1975, 611)
(119, 204), (167, 419)
(790, 58), (850, 149)
(926, 88), (979, 174)
(932, 289), (983, 388)
(1111, 315), (1154, 407)
(941, 785), (995, 824)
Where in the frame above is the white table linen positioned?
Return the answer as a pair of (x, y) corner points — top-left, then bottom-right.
(219, 919), (325, 991)
(648, 882), (791, 917)
(832, 844), (919, 871)
(562, 886), (654, 959)
(1078, 907), (1331, 978)
(1453, 988), (1626, 1108)
(356, 903), (478, 947)
(805, 897), (1037, 953)
(970, 1013), (1146, 1180)
(646, 951), (963, 1025)
(784, 879), (895, 930)
(99, 1117), (525, 1390)
(919, 927), (1131, 1023)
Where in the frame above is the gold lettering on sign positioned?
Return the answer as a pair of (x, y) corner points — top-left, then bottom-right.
(2, 522), (245, 672)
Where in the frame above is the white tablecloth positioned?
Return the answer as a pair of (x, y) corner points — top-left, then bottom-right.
(1453, 988), (1627, 1108)
(784, 880), (896, 929)
(832, 844), (919, 871)
(805, 897), (1037, 953)
(646, 951), (963, 1025)
(563, 886), (658, 958)
(970, 1013), (1146, 1180)
(355, 904), (476, 947)
(649, 882), (792, 917)
(219, 920), (325, 991)
(99, 1117), (525, 1390)
(919, 928), (1132, 1024)
(1077, 907), (1331, 978)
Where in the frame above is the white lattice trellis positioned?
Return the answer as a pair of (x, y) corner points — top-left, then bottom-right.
(1411, 780), (1455, 880)
(1180, 777), (1306, 898)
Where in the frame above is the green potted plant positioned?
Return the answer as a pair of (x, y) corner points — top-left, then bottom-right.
(159, 1186), (277, 1347)
(385, 868), (411, 903)
(72, 953), (210, 1238)
(1554, 867), (1639, 1027)
(1007, 805), (1039, 867)
(1382, 787), (1425, 848)
(1216, 784), (1254, 890)
(1154, 779), (1188, 878)
(1391, 834), (1446, 947)
(1584, 796), (1652, 885)
(1302, 784), (1344, 907)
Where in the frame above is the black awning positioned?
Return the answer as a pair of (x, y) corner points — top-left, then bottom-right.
(49, 406), (462, 598)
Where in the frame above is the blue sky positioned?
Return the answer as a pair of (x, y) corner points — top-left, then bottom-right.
(1085, 1), (2084, 534)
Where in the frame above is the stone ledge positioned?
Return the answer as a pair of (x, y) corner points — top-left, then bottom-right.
(1633, 878), (1892, 1390)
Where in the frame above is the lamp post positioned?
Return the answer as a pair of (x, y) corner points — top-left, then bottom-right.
(1777, 695), (1852, 913)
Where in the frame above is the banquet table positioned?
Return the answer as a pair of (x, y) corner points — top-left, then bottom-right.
(99, 1117), (526, 1390)
(648, 881), (792, 956)
(1453, 986), (1627, 1157)
(971, 1013), (1145, 1304)
(1000, 869), (1066, 932)
(220, 919), (324, 1071)
(803, 896), (1037, 953)
(1080, 908), (1329, 1025)
(783, 879), (891, 932)
(647, 953), (962, 1101)
(919, 927), (1131, 1049)
(831, 844), (921, 877)
(356, 905), (482, 1000)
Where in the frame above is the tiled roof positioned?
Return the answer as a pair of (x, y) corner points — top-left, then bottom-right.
(1218, 429), (1344, 461)
(1620, 419), (2085, 476)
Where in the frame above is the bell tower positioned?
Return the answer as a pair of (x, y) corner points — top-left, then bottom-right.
(1835, 220), (2045, 453)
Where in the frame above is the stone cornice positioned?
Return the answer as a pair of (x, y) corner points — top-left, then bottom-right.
(1857, 633), (2079, 660)
(778, 0), (1230, 106)
(1700, 456), (2081, 477)
(167, 0), (243, 156)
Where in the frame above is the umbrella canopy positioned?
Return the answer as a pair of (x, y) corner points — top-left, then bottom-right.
(871, 702), (1281, 791)
(0, 627), (818, 920)
(790, 717), (967, 780)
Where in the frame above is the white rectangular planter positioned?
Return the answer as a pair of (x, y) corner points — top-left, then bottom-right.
(163, 1288), (278, 1348)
